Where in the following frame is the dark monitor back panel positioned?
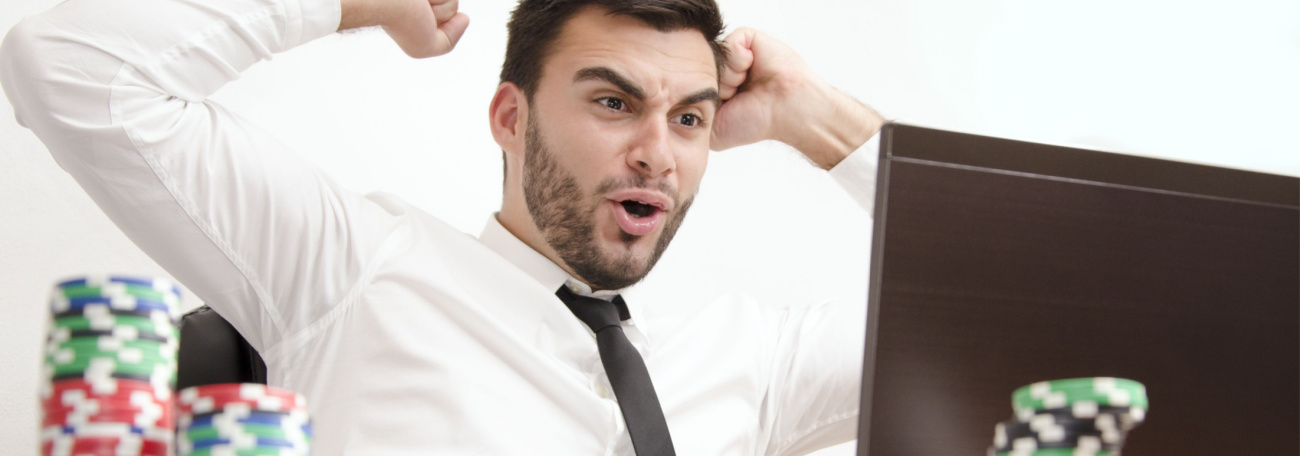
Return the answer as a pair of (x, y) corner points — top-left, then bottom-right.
(857, 124), (1300, 455)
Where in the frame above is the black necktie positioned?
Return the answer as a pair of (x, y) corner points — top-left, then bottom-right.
(556, 285), (676, 456)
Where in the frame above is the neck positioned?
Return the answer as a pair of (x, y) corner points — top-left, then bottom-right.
(496, 205), (599, 290)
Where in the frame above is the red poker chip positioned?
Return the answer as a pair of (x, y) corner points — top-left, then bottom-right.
(42, 403), (173, 430)
(43, 378), (168, 402)
(178, 384), (304, 405)
(41, 435), (169, 456)
(177, 384), (307, 415)
(42, 388), (170, 412)
(177, 393), (307, 415)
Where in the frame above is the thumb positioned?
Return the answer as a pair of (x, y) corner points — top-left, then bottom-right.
(437, 12), (471, 51)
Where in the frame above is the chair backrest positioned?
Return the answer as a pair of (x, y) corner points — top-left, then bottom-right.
(176, 305), (267, 389)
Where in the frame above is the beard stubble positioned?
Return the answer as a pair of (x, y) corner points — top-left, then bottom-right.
(521, 115), (694, 291)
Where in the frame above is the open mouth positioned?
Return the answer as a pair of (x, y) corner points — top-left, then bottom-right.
(610, 196), (667, 237)
(620, 200), (659, 218)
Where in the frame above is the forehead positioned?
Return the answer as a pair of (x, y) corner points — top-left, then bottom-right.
(543, 7), (718, 92)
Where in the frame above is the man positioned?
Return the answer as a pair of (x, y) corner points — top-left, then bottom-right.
(1, 0), (884, 454)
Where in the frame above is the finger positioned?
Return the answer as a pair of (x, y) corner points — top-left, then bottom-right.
(431, 0), (459, 23)
(432, 12), (470, 54)
(718, 29), (755, 100)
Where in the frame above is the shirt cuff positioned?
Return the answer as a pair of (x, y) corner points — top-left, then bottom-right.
(827, 131), (881, 215)
(293, 0), (343, 47)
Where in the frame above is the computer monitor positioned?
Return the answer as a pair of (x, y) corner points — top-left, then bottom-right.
(856, 124), (1299, 455)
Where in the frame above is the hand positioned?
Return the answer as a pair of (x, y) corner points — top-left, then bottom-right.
(711, 28), (884, 169)
(339, 0), (470, 58)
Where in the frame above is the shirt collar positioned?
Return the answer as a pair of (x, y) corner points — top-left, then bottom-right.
(479, 216), (632, 301)
(478, 214), (651, 335)
(478, 214), (571, 295)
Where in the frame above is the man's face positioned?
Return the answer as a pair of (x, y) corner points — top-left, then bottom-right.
(522, 7), (719, 290)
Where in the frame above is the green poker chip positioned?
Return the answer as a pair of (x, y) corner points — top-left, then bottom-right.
(1012, 378), (1148, 413)
(45, 346), (176, 368)
(49, 336), (175, 356)
(991, 451), (1114, 456)
(46, 356), (175, 378)
(57, 283), (176, 302)
(185, 423), (313, 442)
(182, 448), (308, 456)
(52, 314), (177, 337)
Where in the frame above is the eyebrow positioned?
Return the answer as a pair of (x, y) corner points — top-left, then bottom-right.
(574, 66), (721, 109)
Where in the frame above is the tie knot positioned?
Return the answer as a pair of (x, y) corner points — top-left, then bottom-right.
(556, 285), (629, 332)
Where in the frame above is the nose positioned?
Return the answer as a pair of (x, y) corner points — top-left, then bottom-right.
(626, 120), (675, 179)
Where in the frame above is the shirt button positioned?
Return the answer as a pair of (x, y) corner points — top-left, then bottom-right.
(595, 382), (610, 399)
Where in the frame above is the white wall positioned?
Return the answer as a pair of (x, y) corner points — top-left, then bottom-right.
(2, 0), (1297, 453)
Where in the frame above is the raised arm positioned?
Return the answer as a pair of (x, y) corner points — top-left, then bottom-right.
(0, 0), (465, 353)
(706, 28), (884, 454)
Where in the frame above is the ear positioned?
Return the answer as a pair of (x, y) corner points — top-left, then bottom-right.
(489, 82), (526, 160)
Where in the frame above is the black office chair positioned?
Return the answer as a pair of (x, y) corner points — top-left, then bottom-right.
(176, 305), (267, 389)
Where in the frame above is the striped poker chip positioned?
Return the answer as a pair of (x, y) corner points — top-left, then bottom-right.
(991, 417), (1122, 453)
(42, 394), (173, 430)
(183, 409), (312, 442)
(40, 275), (182, 456)
(179, 384), (308, 415)
(1012, 378), (1148, 413)
(175, 384), (314, 456)
(40, 422), (174, 443)
(990, 450), (1115, 456)
(51, 305), (177, 337)
(186, 410), (312, 430)
(56, 275), (182, 300)
(41, 434), (170, 456)
(46, 336), (177, 360)
(42, 378), (171, 402)
(179, 435), (308, 453)
(1013, 403), (1147, 428)
(49, 326), (177, 345)
(46, 345), (176, 368)
(49, 371), (175, 390)
(46, 355), (176, 379)
(183, 426), (312, 445)
(182, 449), (309, 456)
(42, 386), (168, 411)
(57, 282), (178, 303)
(52, 305), (178, 323)
(53, 293), (176, 312)
(45, 358), (177, 389)
(42, 407), (173, 432)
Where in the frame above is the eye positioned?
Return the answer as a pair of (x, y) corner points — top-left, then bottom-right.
(597, 97), (626, 112)
(675, 113), (703, 127)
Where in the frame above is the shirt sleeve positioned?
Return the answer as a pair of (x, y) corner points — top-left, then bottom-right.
(0, 0), (399, 354)
(756, 130), (880, 455)
(760, 298), (867, 456)
(827, 130), (882, 215)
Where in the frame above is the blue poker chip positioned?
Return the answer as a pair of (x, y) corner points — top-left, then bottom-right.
(55, 296), (174, 314)
(57, 276), (182, 297)
(188, 436), (304, 450)
(43, 423), (173, 441)
(188, 411), (313, 432)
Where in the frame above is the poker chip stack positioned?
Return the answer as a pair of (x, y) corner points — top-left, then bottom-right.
(988, 377), (1149, 456)
(176, 384), (313, 455)
(41, 275), (182, 456)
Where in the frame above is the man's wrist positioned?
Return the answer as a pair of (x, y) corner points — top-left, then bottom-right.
(339, 0), (387, 31)
(784, 83), (885, 170)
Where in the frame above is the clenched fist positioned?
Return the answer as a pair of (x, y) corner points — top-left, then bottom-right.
(711, 27), (884, 169)
(339, 0), (470, 58)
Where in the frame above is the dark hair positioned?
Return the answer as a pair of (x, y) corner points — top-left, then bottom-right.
(500, 0), (727, 101)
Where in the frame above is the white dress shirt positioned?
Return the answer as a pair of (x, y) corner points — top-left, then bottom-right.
(0, 0), (880, 454)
